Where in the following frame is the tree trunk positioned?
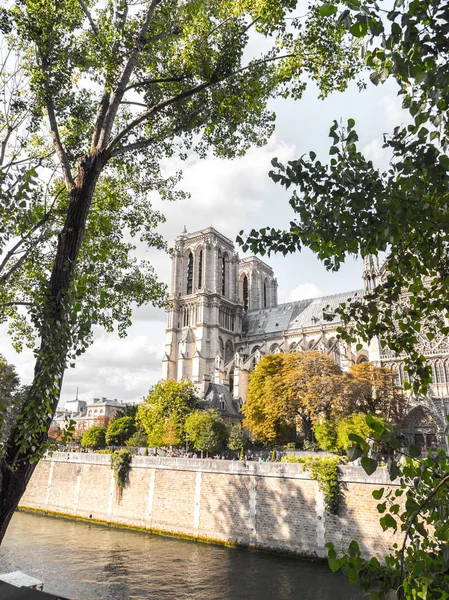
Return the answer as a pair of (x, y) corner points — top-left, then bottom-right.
(0, 152), (106, 544)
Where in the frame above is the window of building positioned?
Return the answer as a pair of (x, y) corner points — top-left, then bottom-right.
(198, 249), (203, 289)
(187, 252), (193, 294)
(222, 255), (226, 295)
(243, 275), (248, 311)
(263, 279), (267, 308)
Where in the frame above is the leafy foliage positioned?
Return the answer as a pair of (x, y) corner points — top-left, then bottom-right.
(243, 352), (401, 446)
(125, 427), (148, 448)
(282, 455), (343, 514)
(0, 356), (25, 447)
(185, 409), (228, 455)
(137, 380), (198, 448)
(228, 424), (250, 459)
(0, 0), (361, 540)
(105, 416), (136, 446)
(80, 425), (106, 449)
(315, 413), (392, 454)
(111, 404), (138, 422)
(329, 415), (449, 599)
(110, 449), (133, 490)
(238, 0), (449, 392)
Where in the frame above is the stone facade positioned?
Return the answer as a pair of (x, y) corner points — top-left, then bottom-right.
(162, 227), (449, 449)
(20, 453), (402, 559)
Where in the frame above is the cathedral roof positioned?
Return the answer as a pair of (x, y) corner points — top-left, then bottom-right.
(201, 383), (241, 417)
(241, 290), (364, 336)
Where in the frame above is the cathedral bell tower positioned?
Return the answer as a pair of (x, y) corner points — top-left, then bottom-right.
(161, 227), (243, 393)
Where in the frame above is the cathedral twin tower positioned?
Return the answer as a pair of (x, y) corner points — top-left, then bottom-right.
(162, 227), (277, 398)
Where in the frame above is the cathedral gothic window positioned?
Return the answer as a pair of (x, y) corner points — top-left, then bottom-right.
(221, 255), (227, 296)
(264, 279), (267, 308)
(187, 252), (193, 295)
(243, 275), (248, 311)
(198, 250), (203, 289)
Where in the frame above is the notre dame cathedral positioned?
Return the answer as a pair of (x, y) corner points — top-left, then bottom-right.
(162, 227), (449, 449)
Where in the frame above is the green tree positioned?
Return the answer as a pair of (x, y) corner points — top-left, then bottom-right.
(125, 427), (148, 448)
(137, 380), (198, 448)
(111, 404), (138, 422)
(314, 419), (339, 453)
(238, 0), (449, 595)
(0, 356), (27, 448)
(0, 0), (359, 541)
(228, 424), (250, 459)
(328, 416), (449, 599)
(105, 416), (136, 446)
(185, 409), (228, 457)
(238, 0), (449, 393)
(81, 425), (106, 449)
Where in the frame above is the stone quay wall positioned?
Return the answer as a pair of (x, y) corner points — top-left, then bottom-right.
(19, 453), (402, 559)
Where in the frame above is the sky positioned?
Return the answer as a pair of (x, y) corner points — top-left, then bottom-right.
(0, 73), (408, 407)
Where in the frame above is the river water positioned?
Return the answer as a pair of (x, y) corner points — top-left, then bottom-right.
(0, 512), (363, 600)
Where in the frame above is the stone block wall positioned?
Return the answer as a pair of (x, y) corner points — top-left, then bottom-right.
(19, 454), (402, 559)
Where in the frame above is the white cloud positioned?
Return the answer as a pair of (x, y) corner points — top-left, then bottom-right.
(155, 135), (297, 243)
(379, 94), (410, 128)
(362, 138), (392, 171)
(278, 283), (322, 303)
(61, 326), (165, 405)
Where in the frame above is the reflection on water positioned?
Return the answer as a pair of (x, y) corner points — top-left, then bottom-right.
(0, 512), (363, 600)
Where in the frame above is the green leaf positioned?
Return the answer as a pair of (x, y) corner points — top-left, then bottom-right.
(361, 457), (378, 475)
(347, 446), (363, 461)
(380, 513), (397, 532)
(319, 3), (338, 17)
(409, 444), (421, 458)
(372, 487), (385, 500)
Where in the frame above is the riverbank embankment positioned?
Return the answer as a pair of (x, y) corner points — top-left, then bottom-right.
(19, 453), (401, 559)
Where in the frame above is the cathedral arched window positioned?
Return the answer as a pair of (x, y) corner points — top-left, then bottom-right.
(243, 275), (249, 311)
(399, 362), (409, 384)
(263, 279), (268, 308)
(225, 340), (233, 363)
(186, 252), (193, 294)
(198, 249), (203, 289)
(221, 253), (228, 296)
(444, 359), (449, 383)
(433, 359), (445, 384)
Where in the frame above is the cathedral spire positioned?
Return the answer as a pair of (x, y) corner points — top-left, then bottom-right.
(362, 254), (379, 291)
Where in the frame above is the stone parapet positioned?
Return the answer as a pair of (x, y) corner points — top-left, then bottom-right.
(20, 453), (402, 559)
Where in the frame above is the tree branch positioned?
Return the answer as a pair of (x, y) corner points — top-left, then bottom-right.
(97, 0), (164, 149)
(106, 81), (209, 153)
(124, 75), (185, 92)
(91, 91), (110, 150)
(77, 0), (98, 35)
(107, 51), (297, 154)
(45, 93), (75, 189)
(144, 26), (181, 45)
(399, 473), (449, 582)
(109, 122), (187, 158)
(120, 101), (148, 108)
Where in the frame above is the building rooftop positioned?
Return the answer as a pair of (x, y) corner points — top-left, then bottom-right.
(241, 290), (364, 337)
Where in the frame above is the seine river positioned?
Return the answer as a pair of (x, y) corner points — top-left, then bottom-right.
(0, 512), (363, 600)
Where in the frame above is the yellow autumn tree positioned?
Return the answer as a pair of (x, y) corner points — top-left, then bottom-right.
(346, 362), (406, 424)
(242, 354), (295, 446)
(243, 351), (349, 443)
